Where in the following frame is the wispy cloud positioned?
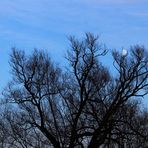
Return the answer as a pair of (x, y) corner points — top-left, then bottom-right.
(129, 12), (148, 17)
(85, 0), (147, 5)
(0, 0), (148, 49)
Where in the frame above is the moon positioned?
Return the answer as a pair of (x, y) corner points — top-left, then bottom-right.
(122, 49), (128, 57)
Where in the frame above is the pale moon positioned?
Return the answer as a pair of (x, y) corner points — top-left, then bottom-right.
(122, 49), (128, 57)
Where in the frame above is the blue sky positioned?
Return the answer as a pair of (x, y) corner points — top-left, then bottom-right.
(0, 0), (148, 106)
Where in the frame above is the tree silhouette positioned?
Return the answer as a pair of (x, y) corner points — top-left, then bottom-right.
(1, 33), (148, 148)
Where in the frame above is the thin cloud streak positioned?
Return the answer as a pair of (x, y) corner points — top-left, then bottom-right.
(86, 0), (147, 5)
(0, 0), (148, 48)
(130, 12), (148, 17)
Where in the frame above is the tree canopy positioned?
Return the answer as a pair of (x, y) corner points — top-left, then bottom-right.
(0, 33), (148, 148)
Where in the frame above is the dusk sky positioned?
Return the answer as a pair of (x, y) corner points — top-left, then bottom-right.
(0, 0), (148, 106)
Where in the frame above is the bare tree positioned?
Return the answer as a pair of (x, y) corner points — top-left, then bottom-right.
(1, 33), (148, 148)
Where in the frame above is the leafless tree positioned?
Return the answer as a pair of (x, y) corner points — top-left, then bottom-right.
(1, 33), (148, 148)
